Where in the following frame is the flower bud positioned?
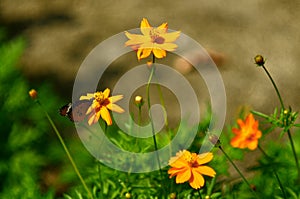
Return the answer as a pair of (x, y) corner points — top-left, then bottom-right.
(254, 55), (265, 66)
(125, 192), (131, 199)
(208, 134), (221, 147)
(169, 193), (176, 199)
(135, 95), (144, 107)
(29, 89), (38, 100)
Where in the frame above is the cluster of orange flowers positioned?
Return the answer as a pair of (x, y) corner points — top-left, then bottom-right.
(30, 18), (264, 192)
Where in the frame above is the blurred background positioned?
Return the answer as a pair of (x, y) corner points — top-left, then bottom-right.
(1, 0), (300, 119)
(1, 0), (300, 197)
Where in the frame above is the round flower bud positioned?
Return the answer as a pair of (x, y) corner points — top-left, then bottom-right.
(254, 55), (265, 66)
(29, 89), (38, 100)
(169, 193), (176, 199)
(135, 95), (144, 107)
(125, 192), (131, 199)
(208, 134), (221, 147)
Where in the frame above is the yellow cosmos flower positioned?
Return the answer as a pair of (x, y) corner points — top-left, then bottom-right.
(230, 113), (262, 150)
(168, 150), (216, 189)
(79, 88), (124, 126)
(125, 18), (180, 60)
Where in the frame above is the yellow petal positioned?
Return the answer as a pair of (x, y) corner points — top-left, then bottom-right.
(152, 48), (166, 58)
(103, 88), (110, 98)
(125, 32), (149, 46)
(109, 95), (123, 103)
(197, 152), (213, 165)
(100, 107), (112, 125)
(189, 169), (205, 189)
(164, 31), (181, 43)
(79, 93), (94, 100)
(157, 22), (168, 34)
(137, 48), (152, 60)
(141, 18), (152, 35)
(168, 167), (184, 178)
(107, 103), (124, 113)
(195, 166), (216, 177)
(156, 43), (178, 51)
(175, 167), (191, 183)
(88, 110), (100, 126)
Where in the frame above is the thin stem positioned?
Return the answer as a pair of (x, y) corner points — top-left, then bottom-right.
(98, 162), (104, 199)
(218, 146), (258, 198)
(261, 64), (300, 181)
(37, 100), (93, 199)
(261, 65), (284, 109)
(257, 145), (287, 198)
(287, 130), (300, 183)
(146, 60), (163, 183)
(197, 189), (202, 199)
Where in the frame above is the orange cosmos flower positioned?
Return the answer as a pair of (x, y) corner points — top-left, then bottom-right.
(231, 113), (262, 150)
(168, 150), (216, 189)
(79, 88), (124, 126)
(125, 18), (180, 60)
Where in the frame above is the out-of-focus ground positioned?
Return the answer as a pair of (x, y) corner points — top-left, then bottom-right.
(1, 0), (300, 124)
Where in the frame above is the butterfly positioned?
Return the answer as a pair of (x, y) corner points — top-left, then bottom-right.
(59, 100), (92, 122)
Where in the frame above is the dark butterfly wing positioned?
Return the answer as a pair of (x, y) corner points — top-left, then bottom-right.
(59, 103), (72, 117)
(68, 100), (92, 122)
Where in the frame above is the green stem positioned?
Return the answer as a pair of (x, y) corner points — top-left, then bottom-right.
(219, 146), (258, 198)
(257, 145), (287, 198)
(36, 100), (93, 199)
(261, 65), (284, 108)
(197, 189), (202, 199)
(146, 58), (163, 184)
(261, 64), (300, 182)
(98, 162), (104, 199)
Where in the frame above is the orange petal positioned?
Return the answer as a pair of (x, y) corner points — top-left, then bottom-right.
(247, 140), (258, 150)
(189, 169), (205, 189)
(168, 167), (185, 178)
(169, 158), (189, 168)
(195, 166), (216, 177)
(175, 167), (191, 183)
(100, 107), (112, 125)
(197, 152), (213, 165)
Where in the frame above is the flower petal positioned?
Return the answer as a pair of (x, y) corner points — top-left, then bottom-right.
(197, 152), (213, 165)
(103, 88), (110, 98)
(100, 106), (112, 125)
(109, 95), (123, 103)
(189, 169), (205, 189)
(164, 31), (181, 43)
(175, 167), (191, 183)
(152, 48), (166, 58)
(107, 103), (124, 113)
(141, 18), (152, 35)
(137, 48), (152, 60)
(79, 93), (94, 100)
(195, 166), (216, 177)
(156, 43), (178, 51)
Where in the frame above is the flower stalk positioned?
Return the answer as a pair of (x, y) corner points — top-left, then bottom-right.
(218, 146), (258, 198)
(255, 55), (300, 182)
(34, 99), (93, 199)
(257, 145), (287, 199)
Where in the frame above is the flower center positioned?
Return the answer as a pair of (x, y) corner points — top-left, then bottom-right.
(182, 151), (196, 165)
(150, 30), (165, 44)
(94, 91), (109, 106)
